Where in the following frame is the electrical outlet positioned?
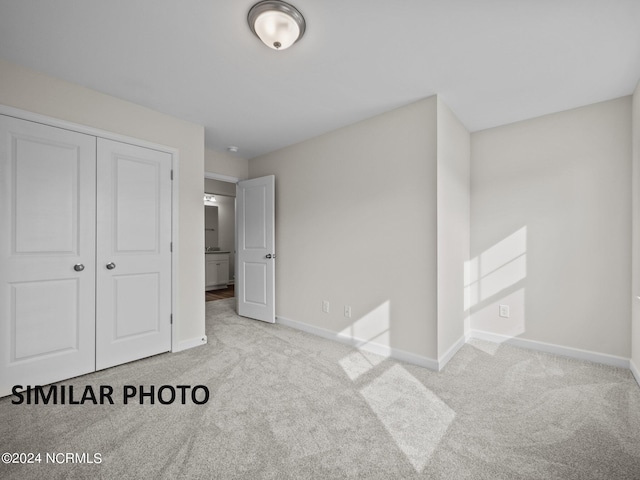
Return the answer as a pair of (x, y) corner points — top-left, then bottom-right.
(322, 300), (330, 314)
(499, 304), (510, 318)
(344, 305), (352, 318)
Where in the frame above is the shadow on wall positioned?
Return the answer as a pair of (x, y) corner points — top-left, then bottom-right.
(466, 226), (528, 354)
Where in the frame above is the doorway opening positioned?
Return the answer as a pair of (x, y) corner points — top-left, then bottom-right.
(205, 285), (235, 302)
(204, 177), (237, 303)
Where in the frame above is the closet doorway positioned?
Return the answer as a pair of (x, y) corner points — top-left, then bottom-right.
(0, 112), (174, 397)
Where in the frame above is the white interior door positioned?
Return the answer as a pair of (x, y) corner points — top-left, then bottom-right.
(95, 139), (172, 370)
(236, 175), (275, 323)
(0, 115), (96, 397)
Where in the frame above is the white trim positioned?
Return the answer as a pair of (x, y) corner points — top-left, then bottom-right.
(0, 105), (177, 154)
(170, 154), (180, 353)
(204, 171), (240, 183)
(437, 334), (466, 371)
(468, 330), (630, 369)
(0, 104), (181, 356)
(173, 335), (208, 353)
(631, 359), (640, 388)
(276, 316), (438, 371)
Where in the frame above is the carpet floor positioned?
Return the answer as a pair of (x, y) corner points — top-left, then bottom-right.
(1, 298), (639, 479)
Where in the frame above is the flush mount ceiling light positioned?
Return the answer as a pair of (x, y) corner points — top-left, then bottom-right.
(248, 0), (306, 51)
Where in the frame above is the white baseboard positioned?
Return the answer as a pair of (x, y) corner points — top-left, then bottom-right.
(172, 335), (207, 353)
(631, 359), (640, 388)
(277, 316), (438, 371)
(469, 330), (630, 369)
(273, 316), (637, 381)
(437, 334), (467, 371)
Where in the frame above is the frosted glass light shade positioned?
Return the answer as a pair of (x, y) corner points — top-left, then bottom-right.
(248, 1), (306, 51)
(254, 10), (300, 50)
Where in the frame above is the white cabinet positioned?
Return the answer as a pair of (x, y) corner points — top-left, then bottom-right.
(206, 253), (229, 290)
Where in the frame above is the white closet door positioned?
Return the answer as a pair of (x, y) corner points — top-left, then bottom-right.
(0, 115), (96, 397)
(95, 138), (172, 370)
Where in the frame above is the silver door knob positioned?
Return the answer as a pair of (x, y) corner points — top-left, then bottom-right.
(265, 254), (272, 259)
(74, 264), (85, 272)
(106, 262), (116, 270)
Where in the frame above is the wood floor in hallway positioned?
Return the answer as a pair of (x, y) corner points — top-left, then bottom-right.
(206, 284), (235, 302)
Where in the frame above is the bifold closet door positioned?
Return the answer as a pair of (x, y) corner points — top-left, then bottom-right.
(0, 115), (97, 397)
(95, 138), (172, 370)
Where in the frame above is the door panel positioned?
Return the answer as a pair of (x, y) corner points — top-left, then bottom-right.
(237, 176), (275, 323)
(114, 273), (160, 339)
(0, 115), (96, 397)
(244, 262), (267, 305)
(244, 186), (267, 249)
(14, 136), (79, 254)
(96, 138), (171, 370)
(13, 279), (80, 360)
(114, 157), (161, 253)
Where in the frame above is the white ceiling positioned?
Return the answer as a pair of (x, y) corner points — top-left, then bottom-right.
(1, 0), (639, 159)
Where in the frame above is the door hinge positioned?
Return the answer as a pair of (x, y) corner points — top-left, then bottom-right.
(170, 170), (174, 180)
(170, 314), (173, 325)
(170, 242), (173, 252)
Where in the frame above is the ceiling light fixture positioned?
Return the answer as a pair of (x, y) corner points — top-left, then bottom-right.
(248, 0), (306, 51)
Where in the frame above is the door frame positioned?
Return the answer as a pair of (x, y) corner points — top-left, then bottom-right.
(205, 171), (240, 184)
(0, 105), (180, 352)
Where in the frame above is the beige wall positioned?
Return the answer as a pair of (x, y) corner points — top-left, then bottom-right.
(632, 80), (640, 379)
(205, 148), (249, 180)
(205, 178), (236, 196)
(204, 206), (219, 248)
(214, 195), (236, 283)
(250, 97), (439, 360)
(471, 97), (632, 357)
(436, 98), (471, 359)
(0, 59), (206, 346)
(216, 195), (236, 282)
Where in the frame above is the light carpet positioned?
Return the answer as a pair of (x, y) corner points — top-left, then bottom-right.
(1, 298), (639, 479)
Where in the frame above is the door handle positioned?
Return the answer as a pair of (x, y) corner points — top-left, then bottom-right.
(106, 262), (116, 270)
(74, 264), (85, 272)
(265, 254), (276, 259)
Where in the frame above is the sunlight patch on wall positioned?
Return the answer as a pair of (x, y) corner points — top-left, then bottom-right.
(338, 301), (390, 350)
(464, 256), (478, 311)
(466, 227), (527, 347)
(360, 364), (455, 472)
(465, 227), (527, 309)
